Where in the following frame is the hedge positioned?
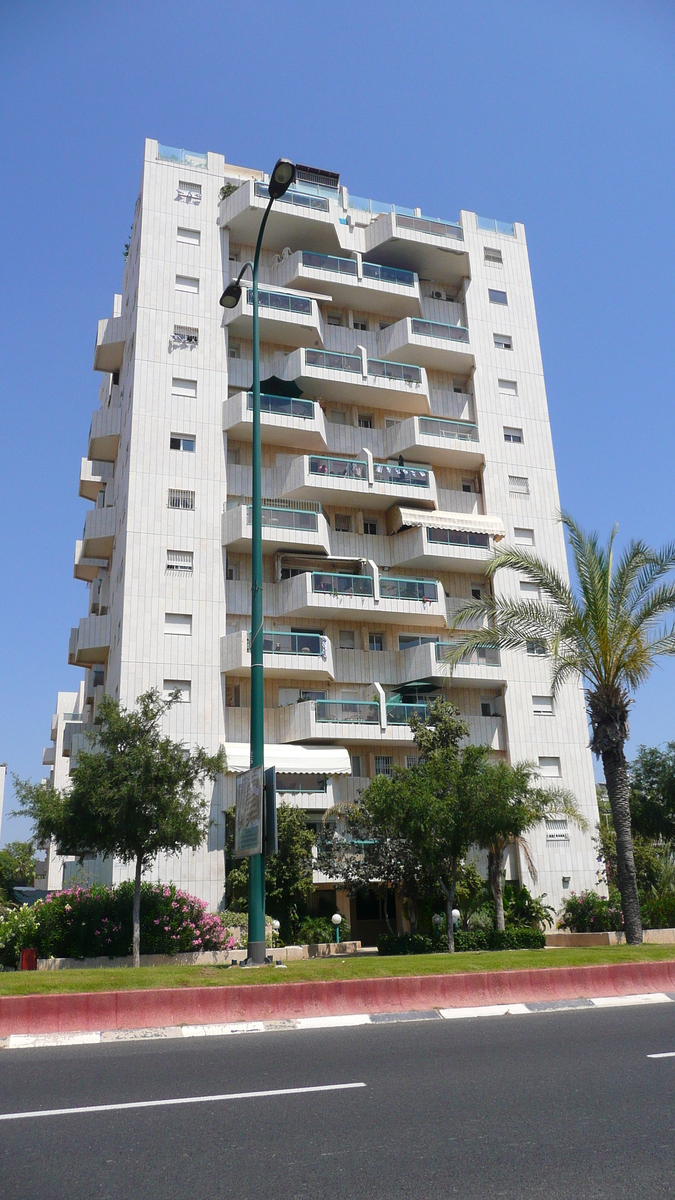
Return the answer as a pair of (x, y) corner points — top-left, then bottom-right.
(377, 927), (546, 956)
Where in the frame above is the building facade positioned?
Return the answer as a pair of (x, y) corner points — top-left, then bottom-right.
(45, 137), (600, 914)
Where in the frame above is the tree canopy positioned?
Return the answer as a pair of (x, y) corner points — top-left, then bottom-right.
(225, 802), (315, 943)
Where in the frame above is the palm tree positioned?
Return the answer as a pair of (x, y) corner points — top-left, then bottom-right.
(448, 513), (675, 944)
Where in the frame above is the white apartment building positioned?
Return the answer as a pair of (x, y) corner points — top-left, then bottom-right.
(43, 137), (600, 919)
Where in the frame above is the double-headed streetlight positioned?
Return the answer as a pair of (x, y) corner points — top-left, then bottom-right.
(220, 158), (296, 964)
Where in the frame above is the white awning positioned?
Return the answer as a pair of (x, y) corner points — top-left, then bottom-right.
(387, 506), (505, 539)
(222, 743), (352, 775)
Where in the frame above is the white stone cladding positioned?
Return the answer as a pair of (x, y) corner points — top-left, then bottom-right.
(46, 139), (600, 912)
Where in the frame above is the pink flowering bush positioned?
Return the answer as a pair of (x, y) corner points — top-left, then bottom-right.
(0, 882), (232, 965)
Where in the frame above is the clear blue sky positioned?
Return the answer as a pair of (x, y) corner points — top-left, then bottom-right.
(1, 0), (674, 845)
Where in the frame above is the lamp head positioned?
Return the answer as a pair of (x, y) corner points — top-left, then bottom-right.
(431, 914), (442, 927)
(219, 281), (242, 309)
(331, 913), (342, 926)
(268, 158), (296, 200)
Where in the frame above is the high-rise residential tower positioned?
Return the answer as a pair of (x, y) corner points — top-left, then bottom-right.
(47, 138), (600, 925)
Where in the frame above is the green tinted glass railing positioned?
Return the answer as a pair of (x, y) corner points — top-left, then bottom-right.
(411, 319), (469, 343)
(386, 703), (429, 724)
(373, 462), (430, 487)
(367, 358), (422, 384)
(379, 577), (437, 602)
(305, 349), (362, 373)
(255, 181), (329, 212)
(362, 262), (415, 286)
(158, 144), (207, 167)
(312, 572), (373, 597)
(247, 506), (318, 531)
(302, 251), (357, 276)
(245, 289), (312, 315)
(395, 214), (463, 240)
(418, 417), (479, 442)
(309, 456), (368, 481)
(251, 631), (324, 656)
(435, 643), (501, 666)
(477, 215), (516, 237)
(426, 528), (489, 548)
(316, 700), (380, 724)
(247, 393), (314, 419)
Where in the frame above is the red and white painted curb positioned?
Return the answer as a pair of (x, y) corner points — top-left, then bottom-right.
(3, 990), (674, 1050)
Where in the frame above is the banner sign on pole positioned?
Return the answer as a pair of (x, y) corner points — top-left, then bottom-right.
(234, 765), (264, 858)
(264, 766), (277, 856)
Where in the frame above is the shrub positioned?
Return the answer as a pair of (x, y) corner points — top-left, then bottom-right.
(297, 915), (351, 946)
(377, 927), (545, 955)
(0, 882), (234, 967)
(558, 889), (624, 933)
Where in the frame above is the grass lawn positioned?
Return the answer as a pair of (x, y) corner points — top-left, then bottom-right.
(2, 944), (675, 997)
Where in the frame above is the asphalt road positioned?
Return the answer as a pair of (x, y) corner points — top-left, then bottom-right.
(2, 1005), (675, 1199)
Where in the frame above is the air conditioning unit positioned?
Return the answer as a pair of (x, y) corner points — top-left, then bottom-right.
(431, 289), (444, 299)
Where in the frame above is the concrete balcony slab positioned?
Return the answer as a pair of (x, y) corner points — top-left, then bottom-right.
(218, 178), (343, 255)
(281, 348), (431, 415)
(281, 452), (437, 511)
(223, 391), (328, 452)
(93, 315), (125, 373)
(378, 317), (474, 375)
(88, 406), (121, 463)
(384, 415), (484, 470)
(68, 615), (111, 667)
(270, 250), (423, 318)
(221, 503), (331, 555)
(222, 285), (325, 349)
(220, 630), (335, 680)
(82, 505), (116, 560)
(363, 211), (470, 289)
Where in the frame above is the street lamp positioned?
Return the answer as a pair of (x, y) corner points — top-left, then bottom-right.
(331, 913), (342, 945)
(221, 158), (296, 964)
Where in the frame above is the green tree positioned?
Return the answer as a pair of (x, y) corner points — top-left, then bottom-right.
(13, 690), (223, 966)
(225, 803), (314, 943)
(630, 743), (675, 843)
(0, 841), (36, 901)
(448, 514), (675, 944)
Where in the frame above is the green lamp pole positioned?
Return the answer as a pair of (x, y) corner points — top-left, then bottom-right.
(220, 158), (296, 963)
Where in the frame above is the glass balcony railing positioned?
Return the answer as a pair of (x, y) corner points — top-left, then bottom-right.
(362, 262), (415, 287)
(302, 251), (358, 276)
(158, 144), (207, 167)
(379, 577), (437, 602)
(247, 393), (315, 419)
(349, 196), (415, 217)
(386, 702), (429, 724)
(396, 214), (463, 241)
(368, 358), (422, 384)
(373, 462), (430, 488)
(305, 349), (362, 373)
(247, 506), (318, 532)
(426, 528), (490, 549)
(411, 319), (469, 343)
(418, 417), (479, 442)
(477, 215), (516, 237)
(255, 181), (329, 212)
(245, 288), (312, 315)
(435, 643), (501, 666)
(253, 631), (325, 657)
(312, 572), (374, 597)
(309, 455), (368, 481)
(316, 700), (380, 724)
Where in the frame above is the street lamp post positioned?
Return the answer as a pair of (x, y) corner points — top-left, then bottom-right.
(220, 158), (296, 964)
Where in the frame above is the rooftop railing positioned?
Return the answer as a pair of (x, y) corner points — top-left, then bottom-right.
(418, 417), (479, 442)
(309, 455), (368, 481)
(302, 251), (358, 276)
(426, 528), (490, 549)
(247, 393), (315, 419)
(379, 577), (438, 602)
(411, 318), (469, 344)
(349, 196), (415, 217)
(435, 643), (501, 666)
(158, 144), (207, 168)
(368, 358), (422, 384)
(245, 289), (312, 315)
(246, 505), (319, 532)
(373, 462), (430, 487)
(312, 572), (374, 597)
(396, 214), (463, 241)
(362, 262), (415, 287)
(254, 181), (329, 212)
(477, 215), (516, 236)
(316, 700), (380, 724)
(386, 702), (429, 724)
(305, 349), (362, 373)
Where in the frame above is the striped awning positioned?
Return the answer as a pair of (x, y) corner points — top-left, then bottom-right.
(387, 506), (505, 539)
(222, 743), (352, 775)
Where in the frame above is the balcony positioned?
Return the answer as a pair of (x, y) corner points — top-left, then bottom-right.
(220, 630), (334, 680)
(385, 415), (484, 469)
(68, 615), (111, 667)
(388, 510), (504, 571)
(278, 569), (447, 627)
(270, 250), (422, 318)
(399, 640), (505, 688)
(221, 500), (331, 555)
(222, 286), (324, 348)
(93, 315), (125, 373)
(281, 348), (430, 415)
(378, 317), (473, 374)
(281, 452), (437, 510)
(79, 458), (114, 501)
(218, 178), (342, 255)
(81, 505), (116, 560)
(363, 211), (469, 288)
(88, 406), (121, 462)
(223, 391), (327, 452)
(73, 539), (108, 583)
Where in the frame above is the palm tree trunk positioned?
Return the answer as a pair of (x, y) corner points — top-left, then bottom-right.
(488, 846), (505, 932)
(132, 855), (143, 968)
(602, 745), (643, 944)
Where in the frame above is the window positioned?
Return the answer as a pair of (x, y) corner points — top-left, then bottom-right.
(301, 689), (327, 702)
(533, 695), (554, 716)
(228, 340), (240, 359)
(327, 311), (342, 326)
(334, 513), (352, 532)
(538, 756), (561, 778)
(461, 477), (474, 493)
(226, 559), (240, 580)
(363, 519), (378, 535)
(489, 289), (508, 305)
(177, 228), (200, 246)
(339, 630), (355, 649)
(163, 679), (191, 702)
(494, 334), (513, 350)
(177, 180), (201, 202)
(562, 876), (571, 889)
(405, 755), (419, 769)
(546, 818), (569, 843)
(369, 633), (384, 651)
(353, 319), (368, 332)
(527, 639), (547, 657)
(514, 527), (534, 545)
(167, 549), (193, 573)
(471, 585), (482, 600)
(399, 634), (438, 649)
(276, 774), (326, 795)
(484, 246), (503, 264)
(509, 475), (529, 495)
(176, 275), (199, 294)
(171, 325), (198, 348)
(172, 377), (197, 398)
(379, 321), (392, 331)
(504, 427), (523, 444)
(329, 407), (347, 425)
(385, 418), (401, 430)
(226, 447), (240, 466)
(350, 754), (363, 778)
(358, 414), (373, 428)
(374, 755), (393, 777)
(225, 685), (240, 708)
(498, 378), (518, 396)
(168, 488), (195, 510)
(520, 581), (540, 597)
(165, 613), (192, 634)
(170, 434), (196, 451)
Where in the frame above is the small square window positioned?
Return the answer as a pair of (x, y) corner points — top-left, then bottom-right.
(167, 549), (193, 573)
(533, 695), (554, 716)
(327, 312), (342, 326)
(520, 581), (540, 597)
(177, 227), (200, 246)
(374, 755), (393, 776)
(172, 377), (197, 398)
(494, 334), (513, 350)
(462, 477), (474, 493)
(481, 701), (493, 717)
(353, 319), (368, 331)
(163, 679), (191, 703)
(334, 513), (352, 532)
(170, 434), (195, 452)
(504, 427), (523, 444)
(527, 639), (547, 657)
(514, 527), (535, 546)
(168, 488), (195, 510)
(350, 754), (363, 778)
(165, 613), (192, 635)
(405, 755), (419, 769)
(509, 475), (529, 495)
(363, 519), (378, 535)
(176, 275), (199, 294)
(498, 378), (518, 396)
(538, 756), (561, 778)
(225, 685), (240, 708)
(228, 340), (240, 359)
(369, 633), (384, 651)
(358, 414), (373, 428)
(471, 586), (482, 600)
(339, 630), (355, 650)
(489, 288), (508, 305)
(484, 246), (503, 264)
(379, 321), (392, 331)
